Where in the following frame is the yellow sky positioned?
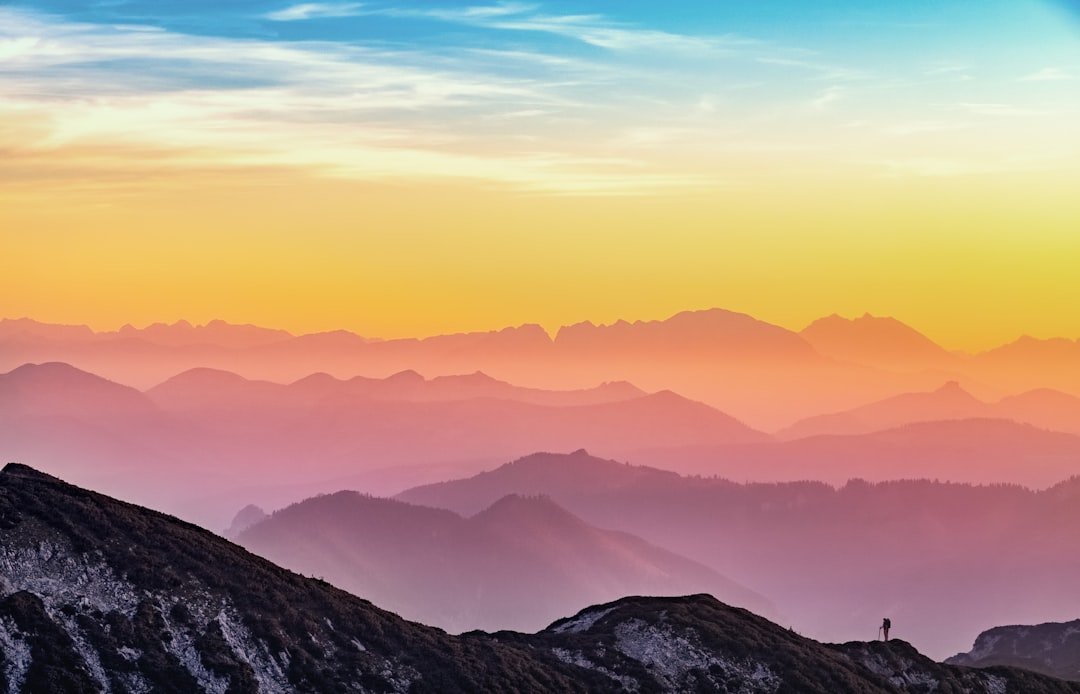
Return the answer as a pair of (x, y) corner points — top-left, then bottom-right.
(4, 161), (1078, 352)
(3, 2), (1080, 352)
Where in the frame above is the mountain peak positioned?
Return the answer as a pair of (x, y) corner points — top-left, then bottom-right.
(800, 312), (951, 367)
(386, 369), (424, 383)
(552, 308), (812, 359)
(154, 366), (251, 386)
(7, 361), (96, 380)
(0, 462), (53, 480)
(1, 362), (152, 417)
(472, 493), (581, 527)
(224, 503), (269, 537)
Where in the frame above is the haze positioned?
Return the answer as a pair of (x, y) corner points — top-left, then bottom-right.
(4, 0), (1080, 671)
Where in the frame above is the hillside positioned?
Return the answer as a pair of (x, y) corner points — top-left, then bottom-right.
(236, 490), (775, 632)
(2, 463), (1076, 692)
(948, 619), (1080, 682)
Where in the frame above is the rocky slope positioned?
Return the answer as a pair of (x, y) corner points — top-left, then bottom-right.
(948, 619), (1080, 682)
(0, 463), (606, 692)
(2, 462), (1078, 693)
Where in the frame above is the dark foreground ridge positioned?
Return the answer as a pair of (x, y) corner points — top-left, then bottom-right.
(1, 462), (1078, 693)
(947, 618), (1080, 682)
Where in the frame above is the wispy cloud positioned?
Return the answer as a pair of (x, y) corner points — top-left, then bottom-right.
(1020, 66), (1077, 81)
(955, 102), (1048, 117)
(924, 64), (969, 76)
(882, 120), (971, 137)
(0, 7), (733, 195)
(756, 56), (869, 82)
(810, 86), (844, 111)
(922, 64), (973, 81)
(2, 3), (1074, 197)
(266, 3), (365, 22)
(368, 3), (758, 55)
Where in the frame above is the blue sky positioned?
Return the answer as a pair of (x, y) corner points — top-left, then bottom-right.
(1, 0), (1078, 192)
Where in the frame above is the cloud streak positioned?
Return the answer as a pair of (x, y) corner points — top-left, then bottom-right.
(2, 2), (1077, 195)
(266, 3), (365, 22)
(0, 5), (775, 194)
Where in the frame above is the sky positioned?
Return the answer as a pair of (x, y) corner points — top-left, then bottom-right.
(2, 0), (1079, 350)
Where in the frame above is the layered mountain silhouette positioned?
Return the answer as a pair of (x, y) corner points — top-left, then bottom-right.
(778, 380), (990, 439)
(800, 312), (957, 371)
(149, 366), (647, 411)
(0, 363), (225, 510)
(779, 380), (1080, 439)
(996, 388), (1080, 436)
(2, 463), (1076, 693)
(400, 450), (1080, 659)
(2, 310), (1022, 428)
(8, 362), (1080, 531)
(6, 308), (1080, 674)
(0, 362), (763, 528)
(0, 361), (153, 418)
(0, 317), (292, 348)
(971, 335), (1080, 394)
(553, 308), (815, 359)
(635, 417), (1080, 488)
(948, 618), (1080, 682)
(236, 491), (775, 633)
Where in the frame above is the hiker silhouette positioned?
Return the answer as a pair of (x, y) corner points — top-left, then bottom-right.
(882, 617), (891, 641)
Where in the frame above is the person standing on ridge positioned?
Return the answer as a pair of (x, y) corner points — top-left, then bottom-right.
(882, 617), (891, 641)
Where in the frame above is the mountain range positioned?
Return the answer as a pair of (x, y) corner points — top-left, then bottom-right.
(3, 462), (1077, 693)
(5, 307), (1080, 669)
(779, 380), (1080, 439)
(399, 450), (1080, 659)
(631, 417), (1080, 488)
(235, 491), (775, 633)
(0, 362), (762, 528)
(7, 361), (1080, 531)
(6, 309), (1080, 428)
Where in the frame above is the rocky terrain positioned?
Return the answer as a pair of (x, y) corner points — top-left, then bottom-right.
(2, 462), (1079, 693)
(948, 619), (1080, 682)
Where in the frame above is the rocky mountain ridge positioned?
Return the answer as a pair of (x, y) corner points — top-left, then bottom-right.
(2, 462), (1080, 692)
(948, 618), (1080, 682)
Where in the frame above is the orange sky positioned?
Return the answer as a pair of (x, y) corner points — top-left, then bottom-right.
(5, 168), (1078, 352)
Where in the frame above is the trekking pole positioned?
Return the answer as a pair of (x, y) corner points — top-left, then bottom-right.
(877, 627), (882, 641)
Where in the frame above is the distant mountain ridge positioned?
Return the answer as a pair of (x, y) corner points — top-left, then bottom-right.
(2, 462), (1076, 693)
(0, 362), (154, 418)
(6, 309), (1080, 428)
(399, 450), (1080, 659)
(800, 312), (956, 369)
(148, 366), (648, 411)
(0, 317), (293, 348)
(235, 490), (776, 632)
(0, 362), (764, 528)
(779, 380), (1080, 438)
(422, 414), (1080, 490)
(554, 308), (815, 358)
